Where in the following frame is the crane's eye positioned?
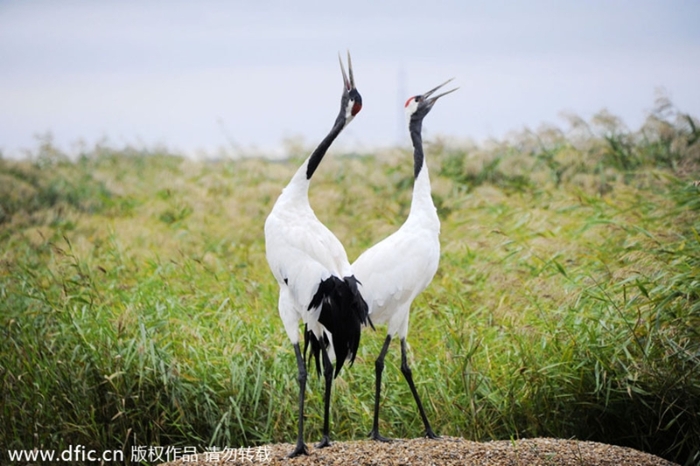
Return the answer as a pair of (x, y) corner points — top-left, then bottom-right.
(404, 96), (423, 107)
(349, 91), (362, 116)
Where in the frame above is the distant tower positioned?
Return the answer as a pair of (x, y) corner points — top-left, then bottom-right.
(396, 64), (407, 145)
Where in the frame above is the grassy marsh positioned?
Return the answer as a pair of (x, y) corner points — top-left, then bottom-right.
(1, 100), (699, 464)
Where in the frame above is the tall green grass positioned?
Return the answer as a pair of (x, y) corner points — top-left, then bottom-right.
(1, 100), (699, 464)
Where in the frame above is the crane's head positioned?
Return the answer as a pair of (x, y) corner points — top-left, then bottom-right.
(339, 51), (362, 127)
(405, 78), (458, 121)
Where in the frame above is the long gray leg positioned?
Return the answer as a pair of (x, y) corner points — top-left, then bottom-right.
(369, 335), (393, 442)
(289, 343), (309, 457)
(316, 346), (333, 448)
(400, 338), (439, 439)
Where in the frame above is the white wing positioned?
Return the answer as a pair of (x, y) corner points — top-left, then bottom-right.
(267, 217), (342, 298)
(265, 196), (357, 341)
(352, 223), (439, 329)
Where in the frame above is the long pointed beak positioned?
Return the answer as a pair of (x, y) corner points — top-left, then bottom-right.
(423, 78), (459, 104)
(339, 51), (356, 91)
(347, 51), (355, 89)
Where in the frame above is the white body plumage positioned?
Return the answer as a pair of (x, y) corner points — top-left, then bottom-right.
(264, 159), (353, 361)
(352, 162), (440, 339)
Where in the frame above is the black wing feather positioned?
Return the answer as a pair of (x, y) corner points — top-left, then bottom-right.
(304, 275), (370, 378)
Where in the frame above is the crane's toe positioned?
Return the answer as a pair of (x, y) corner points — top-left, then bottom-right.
(369, 429), (393, 443)
(315, 435), (332, 449)
(425, 428), (440, 440)
(288, 442), (309, 458)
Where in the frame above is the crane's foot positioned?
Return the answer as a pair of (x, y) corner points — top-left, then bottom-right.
(369, 429), (393, 443)
(425, 428), (440, 440)
(315, 435), (332, 449)
(288, 441), (309, 458)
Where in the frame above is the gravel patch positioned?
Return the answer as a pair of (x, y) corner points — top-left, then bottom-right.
(160, 437), (678, 466)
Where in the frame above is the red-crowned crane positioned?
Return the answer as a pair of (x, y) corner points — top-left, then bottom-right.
(264, 52), (371, 458)
(352, 79), (458, 442)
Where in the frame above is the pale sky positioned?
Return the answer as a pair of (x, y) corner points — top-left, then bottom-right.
(1, 0), (699, 158)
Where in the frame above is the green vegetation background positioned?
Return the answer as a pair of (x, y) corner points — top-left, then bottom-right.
(2, 98), (699, 465)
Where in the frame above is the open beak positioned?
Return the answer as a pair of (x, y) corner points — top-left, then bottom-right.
(422, 78), (459, 105)
(339, 51), (356, 91)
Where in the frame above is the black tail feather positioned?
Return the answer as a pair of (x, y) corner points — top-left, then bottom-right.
(305, 275), (370, 378)
(304, 324), (327, 377)
(345, 275), (374, 331)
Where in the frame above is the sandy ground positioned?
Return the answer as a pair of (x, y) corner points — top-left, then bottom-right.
(160, 436), (678, 466)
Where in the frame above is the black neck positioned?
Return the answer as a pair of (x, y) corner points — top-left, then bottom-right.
(409, 116), (424, 179)
(306, 111), (347, 180)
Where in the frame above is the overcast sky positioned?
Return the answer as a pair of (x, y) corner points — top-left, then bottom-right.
(1, 0), (699, 158)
